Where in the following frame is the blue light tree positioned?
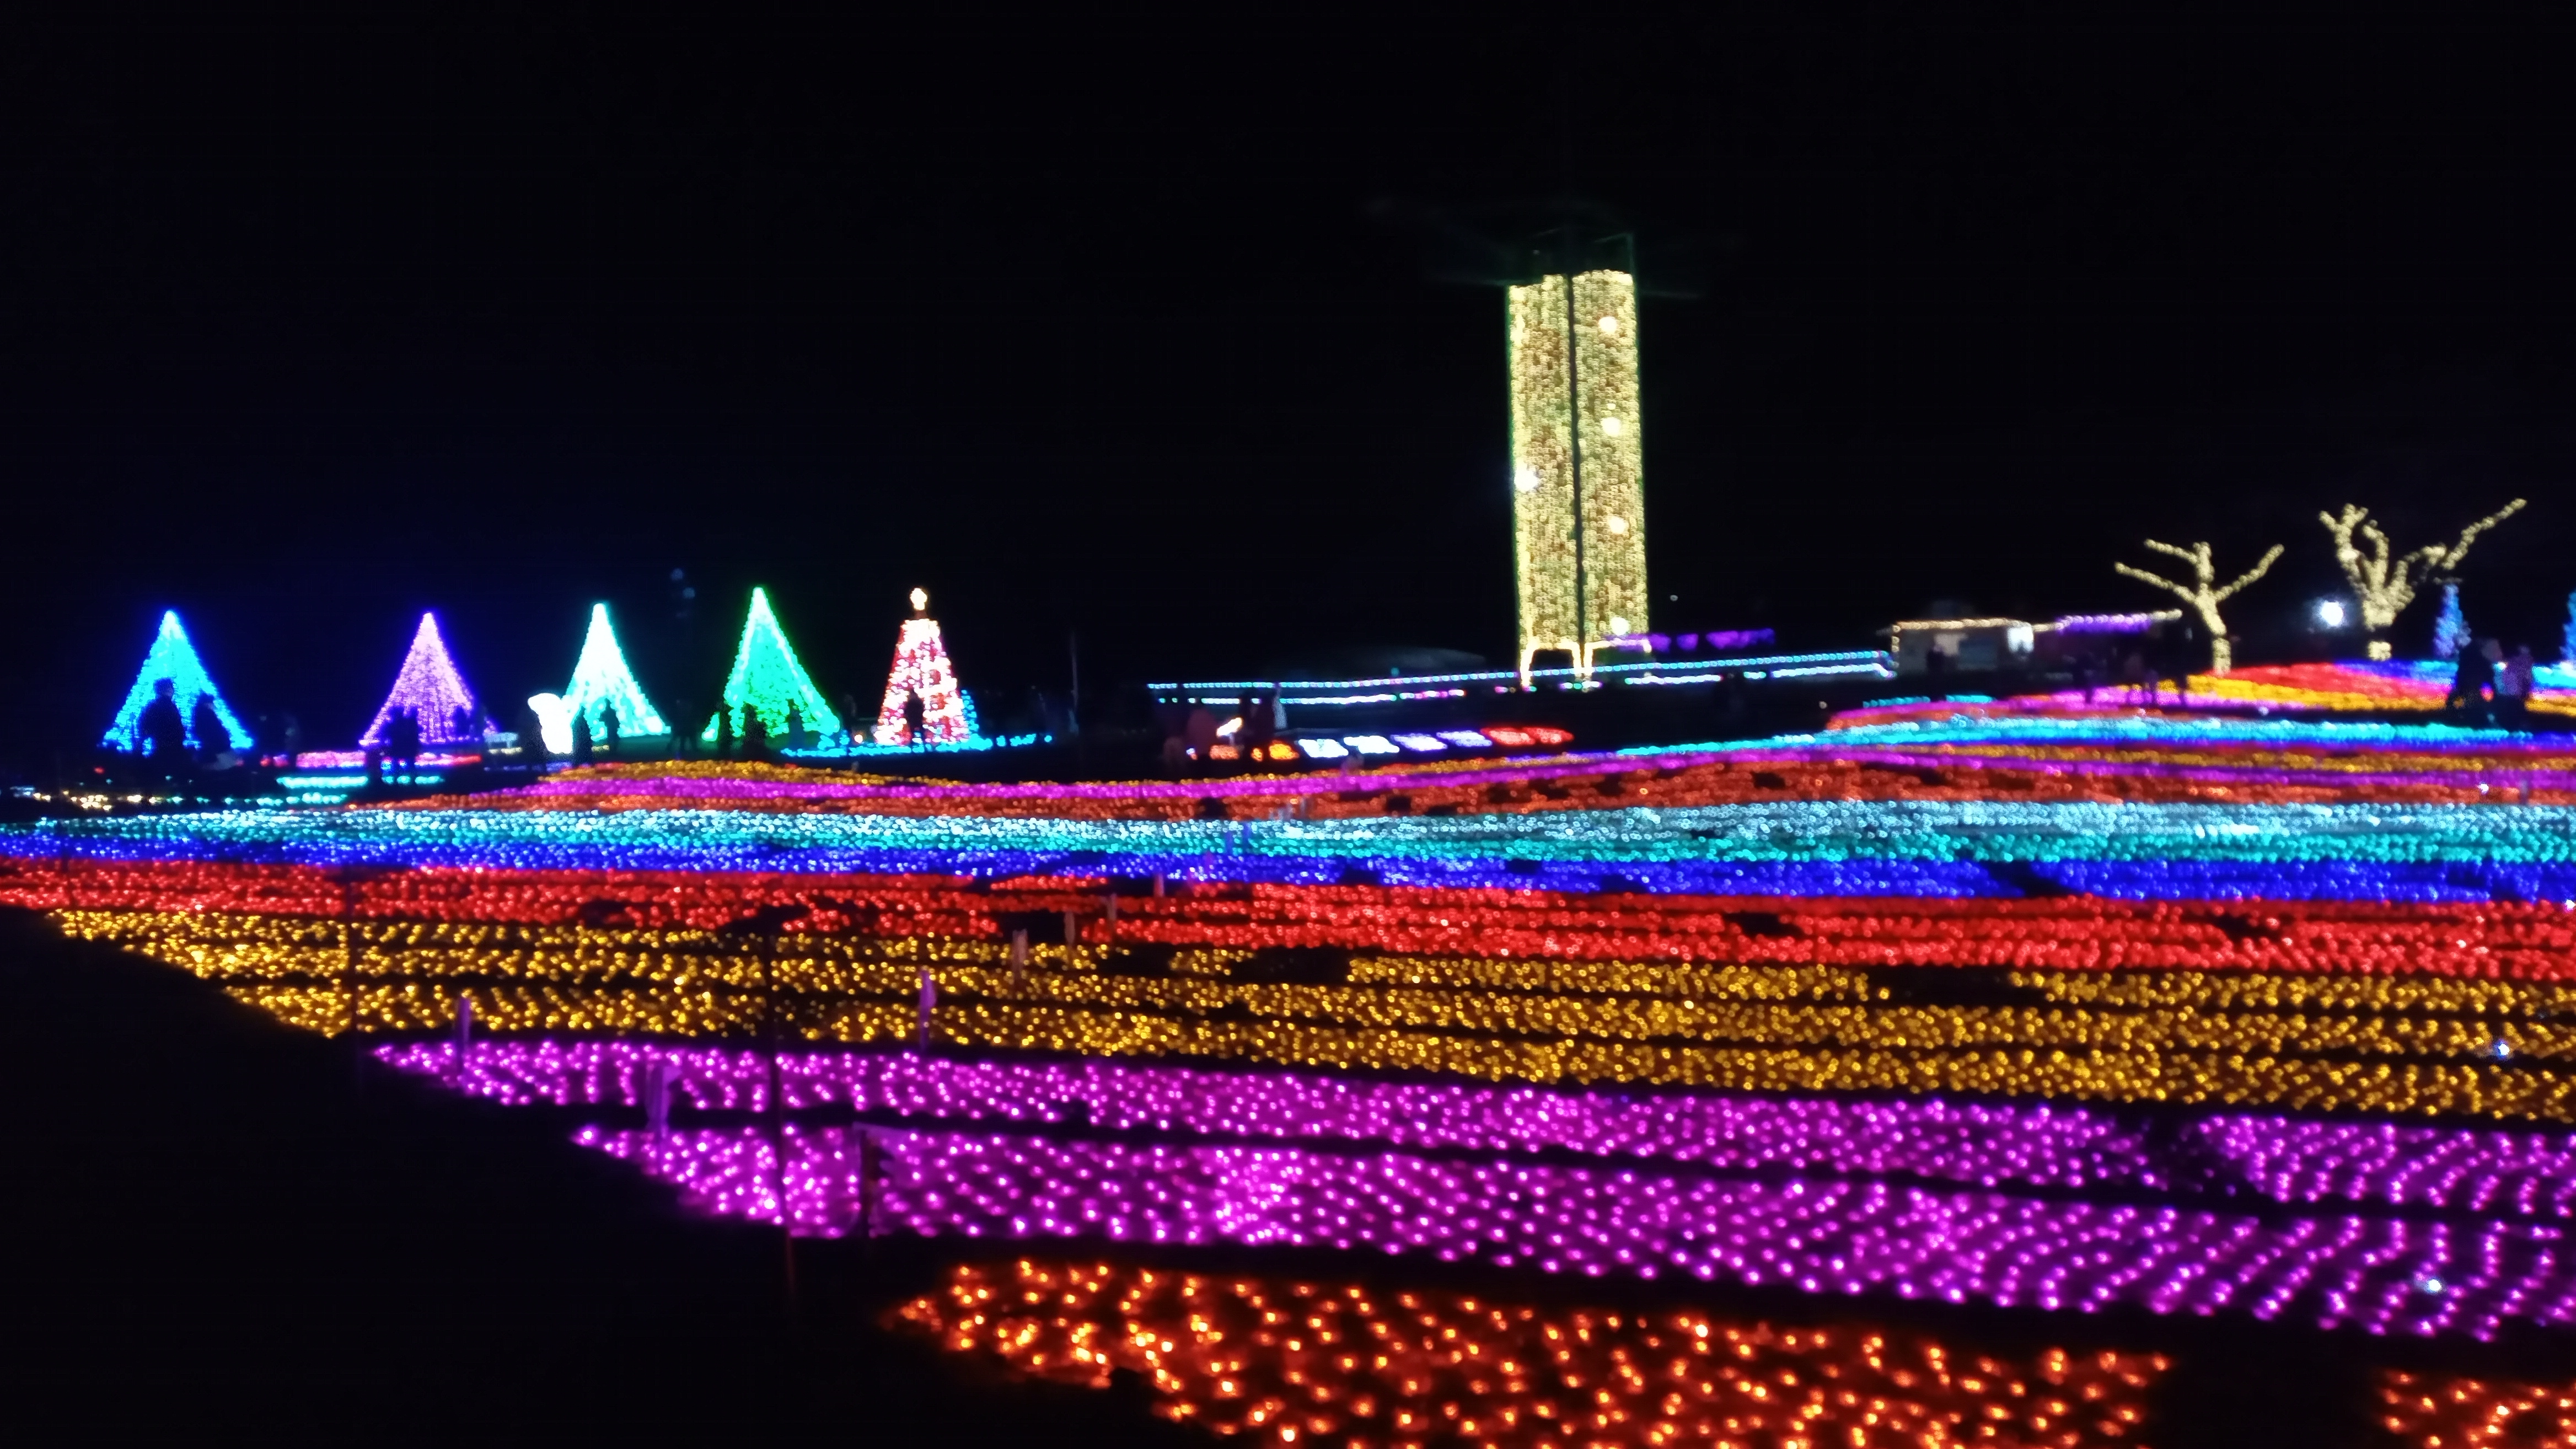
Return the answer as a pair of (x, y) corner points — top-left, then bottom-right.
(103, 610), (253, 753)
(2430, 581), (2468, 662)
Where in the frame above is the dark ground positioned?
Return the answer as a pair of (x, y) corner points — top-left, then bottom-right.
(0, 906), (1199, 1445)
(3, 906), (2566, 1446)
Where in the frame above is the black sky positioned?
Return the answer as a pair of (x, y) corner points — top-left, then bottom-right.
(6, 10), (2576, 762)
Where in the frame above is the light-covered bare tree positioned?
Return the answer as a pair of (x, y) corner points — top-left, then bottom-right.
(2113, 539), (2284, 675)
(2319, 500), (2526, 660)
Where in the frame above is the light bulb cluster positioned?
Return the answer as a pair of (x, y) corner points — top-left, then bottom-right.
(897, 1257), (2166, 1449)
(412, 715), (2576, 823)
(2377, 1367), (2576, 1448)
(576, 1122), (2576, 1339)
(378, 1041), (2576, 1222)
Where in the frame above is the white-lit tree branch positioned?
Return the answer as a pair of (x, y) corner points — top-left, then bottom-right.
(2113, 539), (2283, 675)
(2320, 500), (2525, 659)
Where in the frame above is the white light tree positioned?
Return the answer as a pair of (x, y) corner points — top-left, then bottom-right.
(2113, 539), (2284, 675)
(2319, 499), (2526, 661)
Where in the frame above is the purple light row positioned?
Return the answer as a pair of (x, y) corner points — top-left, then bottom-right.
(380, 1042), (2576, 1221)
(576, 1124), (2576, 1340)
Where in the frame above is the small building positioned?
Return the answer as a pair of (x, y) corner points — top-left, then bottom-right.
(1887, 618), (2034, 675)
(1887, 611), (2182, 675)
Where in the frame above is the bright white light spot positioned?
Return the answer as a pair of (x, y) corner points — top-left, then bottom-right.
(1216, 716), (1242, 738)
(910, 587), (929, 612)
(2314, 598), (2348, 628)
(1608, 615), (1632, 636)
(1599, 415), (1624, 437)
(1597, 315), (1620, 335)
(528, 693), (574, 756)
(1514, 466), (1541, 493)
(1603, 514), (1628, 535)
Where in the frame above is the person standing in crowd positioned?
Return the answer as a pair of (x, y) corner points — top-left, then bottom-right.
(139, 678), (188, 783)
(1184, 702), (1219, 770)
(190, 695), (231, 769)
(1239, 691), (1276, 767)
(388, 707), (423, 782)
(2448, 638), (2499, 727)
(1155, 698), (1189, 774)
(2495, 643), (2536, 732)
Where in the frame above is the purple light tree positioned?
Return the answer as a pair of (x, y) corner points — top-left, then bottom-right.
(361, 612), (486, 747)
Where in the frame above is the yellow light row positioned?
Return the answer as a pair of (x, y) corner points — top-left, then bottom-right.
(78, 909), (2576, 1023)
(212, 979), (2576, 1123)
(66, 910), (2576, 1119)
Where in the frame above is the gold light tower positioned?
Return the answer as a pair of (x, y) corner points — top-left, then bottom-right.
(1509, 268), (1646, 684)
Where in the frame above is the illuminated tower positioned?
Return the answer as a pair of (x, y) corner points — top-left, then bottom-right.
(1508, 267), (1646, 683)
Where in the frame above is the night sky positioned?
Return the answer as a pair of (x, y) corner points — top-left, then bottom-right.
(6, 12), (2576, 766)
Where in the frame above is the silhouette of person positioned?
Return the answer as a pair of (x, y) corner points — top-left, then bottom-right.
(1184, 703), (1219, 770)
(139, 678), (188, 781)
(600, 702), (621, 758)
(2448, 639), (2498, 725)
(785, 700), (805, 753)
(451, 704), (476, 745)
(2496, 643), (2536, 733)
(190, 696), (230, 768)
(1239, 691), (1275, 766)
(1155, 699), (1188, 774)
(388, 708), (423, 782)
(902, 691), (926, 747)
(515, 700), (551, 764)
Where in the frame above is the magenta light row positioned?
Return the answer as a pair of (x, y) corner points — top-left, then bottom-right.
(577, 1123), (2574, 1340)
(382, 1042), (2576, 1222)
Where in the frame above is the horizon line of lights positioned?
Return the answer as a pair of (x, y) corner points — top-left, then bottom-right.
(1601, 626), (1777, 652)
(1151, 650), (1892, 698)
(21, 795), (2576, 862)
